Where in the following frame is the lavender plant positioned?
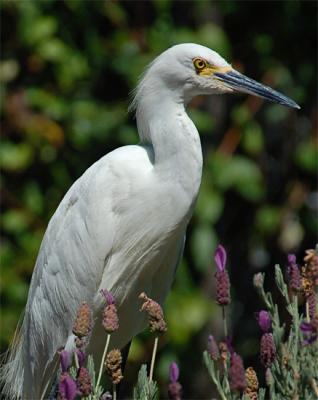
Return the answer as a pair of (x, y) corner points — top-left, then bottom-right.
(204, 245), (318, 400)
(53, 246), (317, 399)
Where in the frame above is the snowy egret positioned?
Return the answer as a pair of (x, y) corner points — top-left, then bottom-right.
(1, 43), (299, 399)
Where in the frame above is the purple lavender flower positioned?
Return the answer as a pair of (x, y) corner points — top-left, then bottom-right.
(225, 336), (235, 355)
(168, 362), (182, 400)
(100, 289), (116, 305)
(214, 244), (231, 305)
(169, 362), (179, 383)
(214, 245), (227, 272)
(287, 254), (301, 291)
(76, 349), (86, 368)
(257, 311), (272, 333)
(260, 333), (276, 368)
(288, 254), (296, 264)
(300, 321), (317, 345)
(58, 373), (77, 400)
(229, 353), (247, 391)
(60, 350), (71, 373)
(76, 366), (92, 396)
(101, 290), (119, 333)
(207, 335), (219, 360)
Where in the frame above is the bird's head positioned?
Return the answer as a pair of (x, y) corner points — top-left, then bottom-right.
(140, 43), (299, 109)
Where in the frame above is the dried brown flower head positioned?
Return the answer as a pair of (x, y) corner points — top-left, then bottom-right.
(301, 270), (314, 298)
(139, 292), (167, 333)
(105, 349), (123, 385)
(101, 290), (119, 333)
(304, 249), (318, 287)
(244, 367), (259, 400)
(72, 302), (92, 339)
(219, 341), (228, 364)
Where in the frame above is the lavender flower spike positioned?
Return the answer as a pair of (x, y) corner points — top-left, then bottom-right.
(58, 373), (77, 400)
(214, 244), (227, 272)
(207, 335), (219, 360)
(257, 311), (271, 333)
(169, 362), (180, 383)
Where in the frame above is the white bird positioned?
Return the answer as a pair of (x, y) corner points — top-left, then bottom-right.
(0, 43), (299, 399)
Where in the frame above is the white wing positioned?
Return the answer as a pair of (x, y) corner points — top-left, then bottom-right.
(2, 143), (189, 399)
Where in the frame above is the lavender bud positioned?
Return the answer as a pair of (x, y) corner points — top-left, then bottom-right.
(229, 353), (247, 392)
(76, 366), (92, 396)
(260, 333), (276, 368)
(169, 362), (179, 383)
(207, 335), (219, 361)
(257, 310), (271, 333)
(253, 273), (264, 289)
(307, 292), (317, 320)
(215, 270), (231, 306)
(101, 290), (119, 333)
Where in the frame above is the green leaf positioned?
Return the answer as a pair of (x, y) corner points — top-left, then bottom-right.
(241, 120), (264, 156)
(0, 142), (34, 172)
(294, 140), (318, 173)
(190, 224), (217, 271)
(256, 206), (281, 235)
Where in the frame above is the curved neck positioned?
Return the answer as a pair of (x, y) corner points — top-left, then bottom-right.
(135, 85), (203, 197)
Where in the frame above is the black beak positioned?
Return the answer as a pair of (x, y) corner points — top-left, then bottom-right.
(214, 69), (300, 109)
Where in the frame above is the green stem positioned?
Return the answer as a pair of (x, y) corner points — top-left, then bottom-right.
(74, 350), (79, 370)
(306, 300), (310, 322)
(96, 333), (111, 390)
(222, 306), (228, 338)
(149, 336), (158, 382)
(113, 383), (117, 400)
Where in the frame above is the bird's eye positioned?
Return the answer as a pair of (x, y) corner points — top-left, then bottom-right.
(193, 58), (207, 71)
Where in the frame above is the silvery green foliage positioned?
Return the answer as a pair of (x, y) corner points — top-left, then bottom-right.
(204, 263), (318, 399)
(133, 364), (159, 400)
(85, 355), (103, 400)
(256, 265), (318, 400)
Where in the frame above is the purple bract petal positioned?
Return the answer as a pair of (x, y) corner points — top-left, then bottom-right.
(300, 322), (314, 332)
(288, 254), (296, 264)
(214, 245), (227, 272)
(58, 373), (77, 400)
(76, 349), (86, 368)
(225, 336), (234, 355)
(169, 362), (179, 383)
(60, 350), (71, 372)
(257, 311), (271, 333)
(100, 289), (115, 305)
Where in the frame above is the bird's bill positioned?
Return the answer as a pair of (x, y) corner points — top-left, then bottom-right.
(214, 69), (300, 109)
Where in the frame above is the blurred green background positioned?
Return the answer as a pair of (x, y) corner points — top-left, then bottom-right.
(1, 0), (317, 398)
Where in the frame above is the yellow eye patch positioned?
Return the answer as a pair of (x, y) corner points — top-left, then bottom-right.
(193, 57), (232, 76)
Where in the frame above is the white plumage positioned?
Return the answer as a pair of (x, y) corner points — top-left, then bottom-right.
(0, 43), (298, 399)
